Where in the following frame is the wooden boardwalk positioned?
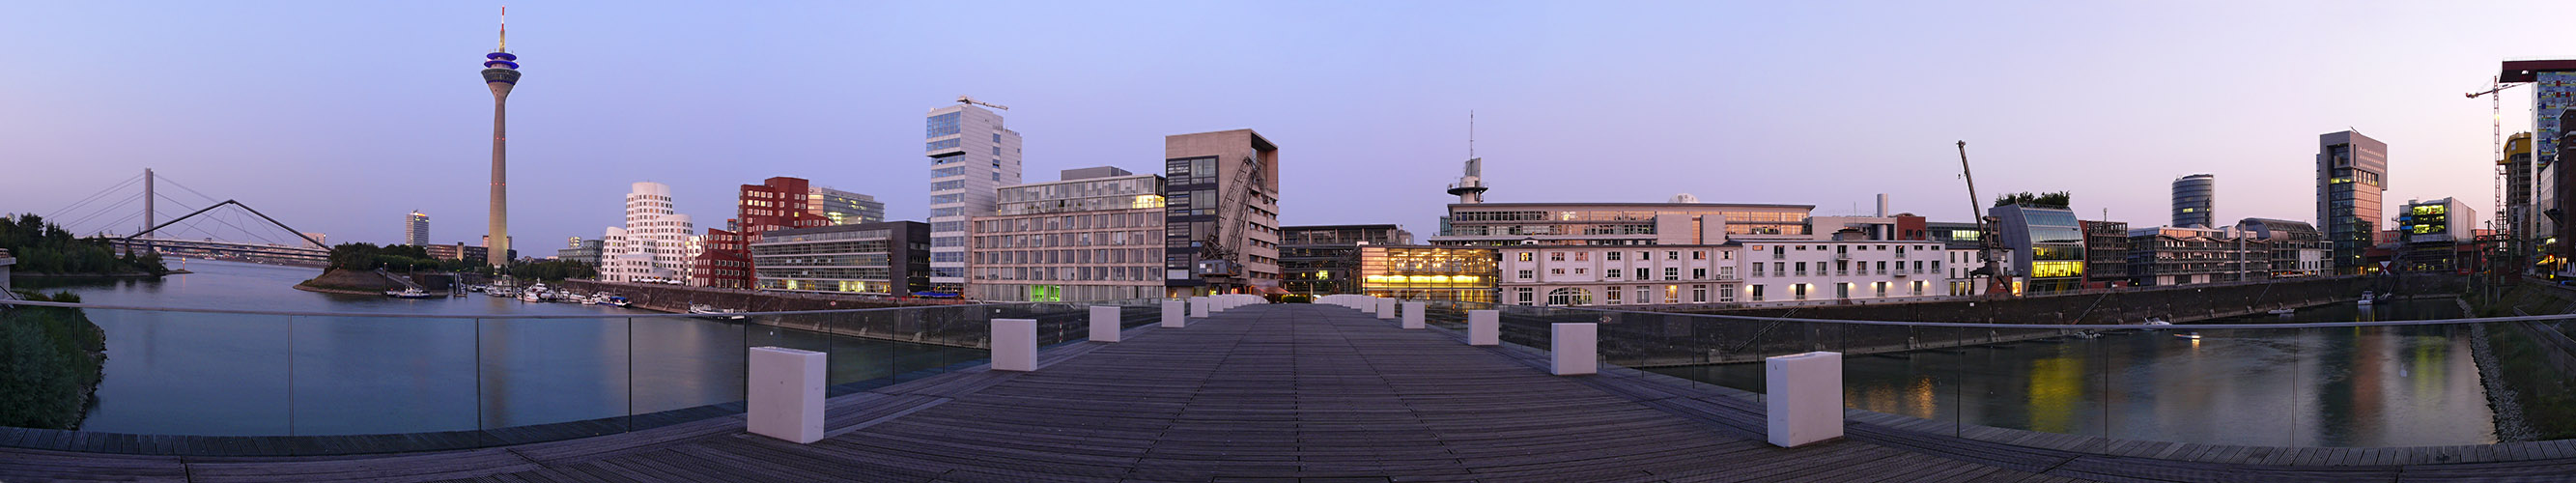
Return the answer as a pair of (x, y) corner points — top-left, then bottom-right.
(5, 304), (2574, 482)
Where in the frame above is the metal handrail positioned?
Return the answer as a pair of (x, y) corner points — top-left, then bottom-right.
(1431, 298), (2567, 330)
(0, 298), (1174, 320)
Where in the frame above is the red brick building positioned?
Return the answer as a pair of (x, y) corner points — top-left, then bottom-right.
(692, 177), (831, 288)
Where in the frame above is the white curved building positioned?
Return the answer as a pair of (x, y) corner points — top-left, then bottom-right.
(601, 182), (699, 283)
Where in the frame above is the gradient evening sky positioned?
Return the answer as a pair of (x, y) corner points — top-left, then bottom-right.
(4, 1), (2569, 250)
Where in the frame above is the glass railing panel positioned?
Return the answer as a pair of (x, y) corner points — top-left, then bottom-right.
(24, 306), (293, 438)
(1950, 324), (2108, 443)
(287, 314), (476, 439)
(629, 314), (746, 430)
(473, 316), (633, 444)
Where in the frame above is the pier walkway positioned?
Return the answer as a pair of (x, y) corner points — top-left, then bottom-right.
(6, 304), (2574, 482)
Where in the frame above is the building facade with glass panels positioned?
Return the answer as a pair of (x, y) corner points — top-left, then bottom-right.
(1163, 129), (1282, 296)
(2317, 130), (2388, 274)
(807, 185), (886, 226)
(1989, 204), (2086, 295)
(1430, 202), (1813, 247)
(925, 103), (1023, 295)
(1356, 246), (1499, 303)
(1280, 224), (1414, 296)
(967, 169), (1169, 302)
(750, 221), (928, 296)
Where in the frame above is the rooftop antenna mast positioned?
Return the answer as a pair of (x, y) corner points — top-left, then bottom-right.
(497, 7), (508, 52)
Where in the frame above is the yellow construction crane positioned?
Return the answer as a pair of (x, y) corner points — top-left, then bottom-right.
(2470, 76), (2528, 274)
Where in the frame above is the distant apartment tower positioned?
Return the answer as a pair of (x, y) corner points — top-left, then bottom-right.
(925, 101), (1023, 295)
(2317, 130), (2389, 274)
(2172, 174), (2215, 228)
(807, 185), (886, 226)
(1164, 129), (1283, 296)
(965, 167), (1168, 301)
(2503, 132), (2535, 270)
(600, 182), (698, 284)
(694, 177), (832, 289)
(404, 212), (430, 246)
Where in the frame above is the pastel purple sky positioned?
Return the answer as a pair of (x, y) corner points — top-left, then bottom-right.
(4, 1), (2568, 250)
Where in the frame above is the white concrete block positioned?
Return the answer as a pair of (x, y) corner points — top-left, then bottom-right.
(1190, 297), (1211, 318)
(747, 346), (825, 443)
(1766, 352), (1845, 447)
(1468, 310), (1498, 346)
(1089, 306), (1120, 343)
(1401, 301), (1426, 329)
(1376, 298), (1397, 319)
(1551, 323), (1597, 376)
(1162, 299), (1186, 327)
(992, 318), (1036, 372)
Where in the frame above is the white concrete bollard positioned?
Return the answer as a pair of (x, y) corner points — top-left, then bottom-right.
(1376, 298), (1397, 319)
(1191, 297), (1211, 318)
(1162, 299), (1186, 327)
(1401, 302), (1426, 329)
(1090, 306), (1120, 343)
(748, 347), (825, 443)
(1550, 323), (1597, 376)
(1766, 352), (1845, 447)
(1467, 310), (1498, 346)
(992, 318), (1036, 372)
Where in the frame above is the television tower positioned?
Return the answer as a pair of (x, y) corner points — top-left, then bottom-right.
(481, 8), (520, 268)
(1447, 111), (1489, 204)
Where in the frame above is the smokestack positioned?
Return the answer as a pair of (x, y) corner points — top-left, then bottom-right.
(1876, 194), (1888, 217)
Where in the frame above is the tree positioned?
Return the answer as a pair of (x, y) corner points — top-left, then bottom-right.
(1994, 191), (2073, 209)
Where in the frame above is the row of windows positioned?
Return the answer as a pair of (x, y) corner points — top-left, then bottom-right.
(974, 248), (1157, 266)
(974, 230), (1157, 249)
(1517, 267), (1736, 280)
(976, 213), (1160, 233)
(973, 266), (1159, 282)
(1746, 260), (1939, 276)
(1514, 281), (1934, 306)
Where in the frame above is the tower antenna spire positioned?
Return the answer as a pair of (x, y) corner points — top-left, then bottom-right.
(1468, 110), (1475, 159)
(497, 7), (508, 52)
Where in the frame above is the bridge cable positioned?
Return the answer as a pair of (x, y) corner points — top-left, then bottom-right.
(42, 174), (141, 220)
(59, 192), (144, 234)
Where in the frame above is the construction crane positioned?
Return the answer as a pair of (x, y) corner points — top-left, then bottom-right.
(2469, 76), (2529, 276)
(1958, 141), (2008, 297)
(955, 96), (1009, 111)
(1196, 154), (1265, 292)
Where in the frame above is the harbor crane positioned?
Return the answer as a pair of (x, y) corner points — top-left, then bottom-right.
(956, 96), (1009, 110)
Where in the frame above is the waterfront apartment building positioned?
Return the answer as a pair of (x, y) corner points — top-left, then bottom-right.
(2395, 197), (2478, 272)
(925, 102), (1023, 295)
(693, 177), (832, 289)
(1989, 204), (2086, 295)
(2238, 218), (2329, 276)
(1280, 224), (1414, 296)
(2125, 226), (2272, 286)
(808, 185), (886, 226)
(2081, 220), (2131, 288)
(1357, 245), (1500, 302)
(1496, 236), (1945, 307)
(600, 182), (698, 284)
(2318, 130), (2389, 274)
(1927, 220), (2005, 296)
(1432, 202), (1811, 246)
(1163, 129), (1283, 296)
(966, 168), (1168, 302)
(750, 221), (929, 296)
(404, 212), (430, 246)
(2503, 133), (2535, 271)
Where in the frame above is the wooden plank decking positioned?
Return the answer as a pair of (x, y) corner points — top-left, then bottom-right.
(4, 304), (2572, 482)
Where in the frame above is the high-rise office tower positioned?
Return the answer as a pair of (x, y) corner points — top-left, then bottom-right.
(480, 9), (520, 268)
(1164, 129), (1282, 296)
(405, 212), (430, 246)
(2317, 130), (2388, 274)
(924, 99), (1022, 295)
(2171, 174), (2215, 228)
(808, 185), (886, 225)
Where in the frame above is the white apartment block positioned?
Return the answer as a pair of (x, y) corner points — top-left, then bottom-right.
(600, 182), (700, 284)
(1733, 239), (1946, 306)
(1497, 245), (1741, 306)
(925, 103), (1023, 294)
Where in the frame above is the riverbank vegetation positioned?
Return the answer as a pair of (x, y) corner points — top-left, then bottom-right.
(0, 213), (167, 276)
(0, 291), (105, 430)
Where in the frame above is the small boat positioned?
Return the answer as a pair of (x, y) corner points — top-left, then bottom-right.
(2067, 330), (2103, 339)
(384, 288), (437, 298)
(2357, 291), (2375, 305)
(690, 304), (747, 320)
(596, 296), (630, 307)
(2140, 317), (2172, 327)
(2267, 308), (2296, 316)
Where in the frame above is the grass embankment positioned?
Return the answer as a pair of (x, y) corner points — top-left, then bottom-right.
(2470, 284), (2576, 440)
(0, 291), (106, 430)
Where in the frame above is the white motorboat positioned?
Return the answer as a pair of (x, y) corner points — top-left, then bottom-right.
(384, 288), (437, 298)
(690, 304), (747, 320)
(2357, 291), (2375, 305)
(2267, 308), (2295, 316)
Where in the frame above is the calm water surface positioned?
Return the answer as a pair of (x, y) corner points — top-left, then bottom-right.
(1650, 298), (2521, 447)
(22, 260), (945, 436)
